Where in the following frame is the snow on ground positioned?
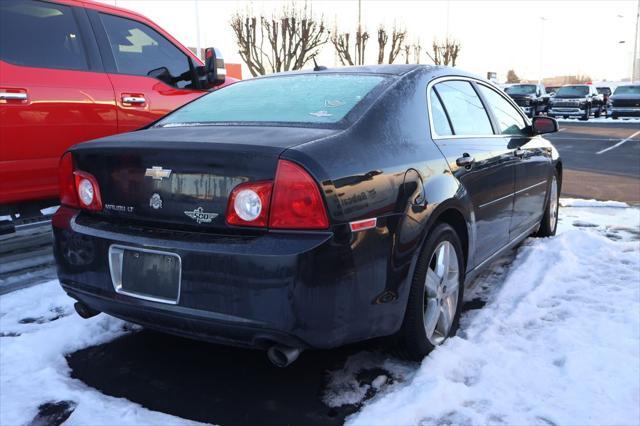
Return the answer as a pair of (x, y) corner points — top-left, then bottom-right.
(1, 199), (639, 426)
(332, 203), (640, 426)
(0, 282), (202, 426)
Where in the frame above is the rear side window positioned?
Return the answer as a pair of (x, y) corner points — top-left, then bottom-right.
(0, 0), (88, 70)
(99, 13), (191, 88)
(429, 90), (453, 136)
(477, 85), (528, 136)
(434, 81), (493, 136)
(157, 74), (386, 126)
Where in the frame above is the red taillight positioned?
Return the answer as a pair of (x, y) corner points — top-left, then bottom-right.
(269, 160), (328, 230)
(74, 170), (103, 211)
(226, 181), (272, 227)
(225, 160), (329, 230)
(57, 152), (102, 211)
(59, 152), (79, 208)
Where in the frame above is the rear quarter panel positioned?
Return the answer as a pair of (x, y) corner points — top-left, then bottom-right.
(283, 68), (473, 339)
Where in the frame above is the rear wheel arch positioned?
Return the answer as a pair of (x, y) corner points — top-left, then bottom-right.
(555, 161), (563, 190)
(434, 208), (469, 270)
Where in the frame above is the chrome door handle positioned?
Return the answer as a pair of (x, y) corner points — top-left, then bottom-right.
(514, 149), (526, 157)
(122, 96), (146, 104)
(0, 92), (27, 100)
(456, 154), (475, 167)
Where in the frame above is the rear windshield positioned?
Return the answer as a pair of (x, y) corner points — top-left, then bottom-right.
(505, 85), (537, 95)
(596, 87), (611, 95)
(157, 74), (386, 127)
(555, 86), (589, 97)
(613, 85), (640, 95)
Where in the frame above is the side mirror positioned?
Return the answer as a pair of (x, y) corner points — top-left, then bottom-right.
(532, 116), (558, 135)
(205, 47), (226, 87)
(147, 67), (172, 85)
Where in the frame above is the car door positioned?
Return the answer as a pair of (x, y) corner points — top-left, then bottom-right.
(87, 10), (205, 133)
(0, 0), (117, 205)
(428, 79), (516, 267)
(476, 83), (551, 239)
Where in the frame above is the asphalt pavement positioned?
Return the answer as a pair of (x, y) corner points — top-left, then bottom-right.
(546, 120), (640, 203)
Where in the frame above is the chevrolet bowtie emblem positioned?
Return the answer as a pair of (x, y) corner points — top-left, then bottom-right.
(145, 166), (172, 180)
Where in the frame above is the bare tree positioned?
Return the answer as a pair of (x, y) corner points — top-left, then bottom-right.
(230, 4), (329, 76)
(375, 25), (407, 64)
(506, 69), (520, 83)
(332, 26), (369, 65)
(428, 37), (461, 67)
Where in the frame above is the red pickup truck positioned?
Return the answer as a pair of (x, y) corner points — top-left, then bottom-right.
(0, 0), (239, 225)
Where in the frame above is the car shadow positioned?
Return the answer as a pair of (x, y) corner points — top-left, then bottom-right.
(66, 330), (375, 426)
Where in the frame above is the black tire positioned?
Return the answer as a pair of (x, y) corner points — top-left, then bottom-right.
(580, 106), (590, 121)
(594, 105), (602, 118)
(563, 116), (569, 119)
(396, 222), (465, 361)
(534, 170), (560, 237)
(611, 114), (618, 120)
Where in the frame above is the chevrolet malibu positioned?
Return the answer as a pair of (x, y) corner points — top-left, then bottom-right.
(53, 65), (562, 367)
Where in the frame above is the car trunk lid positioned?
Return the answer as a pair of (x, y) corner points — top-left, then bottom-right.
(71, 126), (336, 230)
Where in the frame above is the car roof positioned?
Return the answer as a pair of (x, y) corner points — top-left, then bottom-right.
(253, 64), (442, 80)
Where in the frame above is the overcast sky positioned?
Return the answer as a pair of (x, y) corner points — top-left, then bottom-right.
(103, 0), (639, 82)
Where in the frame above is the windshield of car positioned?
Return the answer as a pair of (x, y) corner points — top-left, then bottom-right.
(596, 87), (611, 95)
(505, 85), (537, 95)
(156, 74), (387, 127)
(555, 86), (589, 97)
(613, 85), (640, 95)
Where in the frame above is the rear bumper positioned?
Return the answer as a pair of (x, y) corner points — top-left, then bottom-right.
(53, 207), (405, 349)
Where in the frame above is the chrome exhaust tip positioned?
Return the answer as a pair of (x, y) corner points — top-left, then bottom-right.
(267, 345), (301, 368)
(73, 302), (100, 319)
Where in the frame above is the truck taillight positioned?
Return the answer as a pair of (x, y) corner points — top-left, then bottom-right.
(58, 152), (103, 211)
(269, 160), (328, 230)
(225, 160), (329, 230)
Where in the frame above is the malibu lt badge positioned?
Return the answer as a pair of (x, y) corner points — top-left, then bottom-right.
(184, 207), (218, 224)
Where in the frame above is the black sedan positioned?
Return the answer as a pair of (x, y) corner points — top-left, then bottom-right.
(53, 65), (562, 367)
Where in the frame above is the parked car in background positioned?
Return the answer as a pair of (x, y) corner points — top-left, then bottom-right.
(0, 0), (239, 233)
(504, 83), (549, 117)
(53, 65), (562, 367)
(547, 84), (604, 120)
(608, 85), (640, 119)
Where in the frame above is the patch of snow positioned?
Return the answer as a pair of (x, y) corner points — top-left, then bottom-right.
(40, 206), (59, 216)
(560, 198), (629, 208)
(342, 200), (640, 425)
(0, 281), (203, 426)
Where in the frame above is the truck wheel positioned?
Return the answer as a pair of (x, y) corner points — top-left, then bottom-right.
(594, 106), (602, 118)
(611, 114), (618, 120)
(396, 223), (464, 361)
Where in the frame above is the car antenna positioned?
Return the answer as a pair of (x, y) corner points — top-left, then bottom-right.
(313, 58), (327, 71)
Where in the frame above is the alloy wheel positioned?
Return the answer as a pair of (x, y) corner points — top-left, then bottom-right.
(549, 176), (559, 231)
(422, 241), (460, 346)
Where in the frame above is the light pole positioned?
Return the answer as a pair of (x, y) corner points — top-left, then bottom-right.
(194, 0), (201, 60)
(539, 17), (547, 84)
(633, 0), (639, 81)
